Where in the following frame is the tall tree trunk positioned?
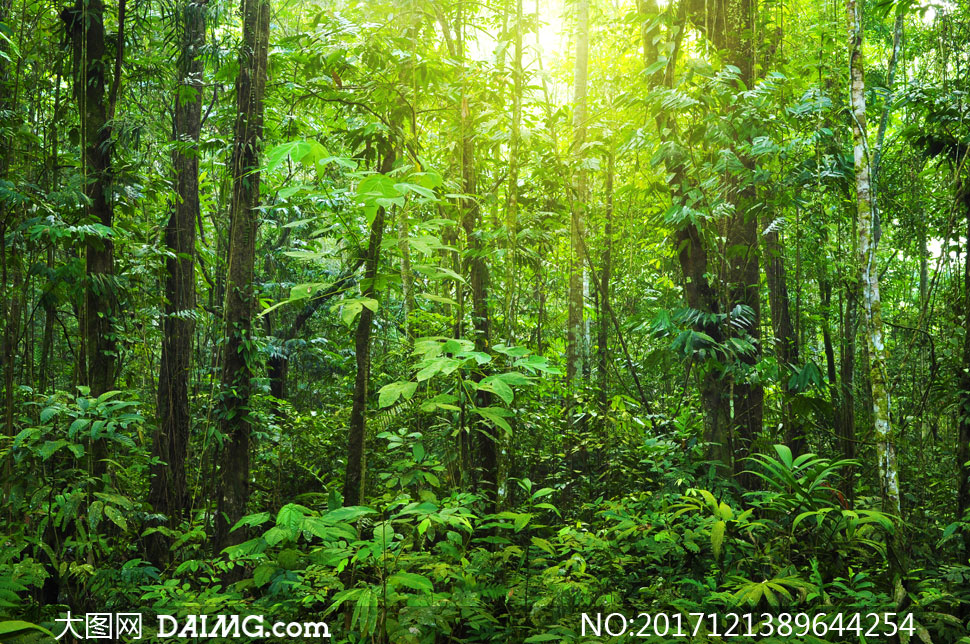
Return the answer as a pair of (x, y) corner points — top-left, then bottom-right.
(956, 182), (970, 557)
(598, 144), (613, 410)
(451, 5), (497, 512)
(460, 101), (496, 512)
(567, 0), (589, 413)
(847, 0), (904, 590)
(840, 280), (858, 474)
(65, 0), (117, 399)
(764, 224), (804, 453)
(722, 0), (763, 477)
(213, 0), (270, 553)
(149, 0), (205, 565)
(398, 214), (415, 344)
(343, 145), (396, 507)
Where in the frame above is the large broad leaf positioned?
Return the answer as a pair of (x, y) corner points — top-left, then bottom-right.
(265, 140), (312, 173)
(378, 381), (418, 408)
(337, 297), (379, 327)
(276, 504), (311, 529)
(479, 375), (514, 405)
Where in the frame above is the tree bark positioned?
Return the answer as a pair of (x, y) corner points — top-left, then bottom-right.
(567, 0), (589, 412)
(343, 146), (396, 507)
(722, 0), (763, 477)
(65, 0), (117, 399)
(956, 182), (970, 556)
(598, 144), (613, 410)
(63, 0), (121, 484)
(847, 0), (904, 588)
(764, 224), (804, 453)
(149, 0), (205, 565)
(214, 0), (270, 554)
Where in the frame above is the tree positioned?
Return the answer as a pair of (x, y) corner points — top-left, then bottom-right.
(567, 0), (590, 417)
(148, 0), (206, 564)
(343, 143), (396, 507)
(63, 0), (120, 398)
(846, 0), (903, 587)
(214, 0), (270, 553)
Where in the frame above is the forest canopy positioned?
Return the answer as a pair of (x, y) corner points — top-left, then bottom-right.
(0, 0), (969, 641)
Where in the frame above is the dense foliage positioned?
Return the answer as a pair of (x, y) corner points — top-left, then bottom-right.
(0, 0), (969, 641)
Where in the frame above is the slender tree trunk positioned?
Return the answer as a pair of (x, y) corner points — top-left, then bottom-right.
(39, 249), (55, 394)
(598, 145), (613, 410)
(149, 0), (205, 565)
(956, 182), (970, 556)
(840, 280), (858, 472)
(818, 269), (841, 439)
(452, 6), (497, 512)
(847, 0), (904, 588)
(2, 244), (20, 472)
(343, 146), (396, 507)
(567, 0), (589, 413)
(764, 224), (804, 453)
(398, 214), (415, 344)
(214, 0), (270, 553)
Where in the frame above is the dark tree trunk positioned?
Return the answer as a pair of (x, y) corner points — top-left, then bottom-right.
(598, 145), (613, 411)
(957, 183), (970, 556)
(149, 0), (205, 565)
(643, 0), (734, 471)
(818, 270), (841, 437)
(343, 146), (396, 507)
(840, 281), (858, 482)
(722, 0), (763, 479)
(460, 99), (497, 514)
(65, 0), (118, 400)
(764, 225), (804, 454)
(213, 0), (270, 554)
(677, 224), (732, 469)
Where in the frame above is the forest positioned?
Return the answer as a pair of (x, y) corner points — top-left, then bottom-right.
(0, 0), (969, 640)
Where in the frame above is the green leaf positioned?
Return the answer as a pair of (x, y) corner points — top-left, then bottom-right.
(531, 536), (556, 555)
(387, 572), (434, 592)
(338, 297), (379, 327)
(265, 140), (312, 173)
(378, 381), (418, 408)
(479, 375), (514, 404)
(416, 357), (453, 382)
(253, 563), (278, 587)
(104, 505), (128, 531)
(711, 520), (726, 558)
(0, 621), (56, 639)
(277, 504), (310, 528)
(394, 182), (436, 200)
(475, 407), (513, 435)
(773, 444), (794, 468)
(524, 635), (565, 643)
(323, 506), (375, 523)
(231, 512), (272, 531)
